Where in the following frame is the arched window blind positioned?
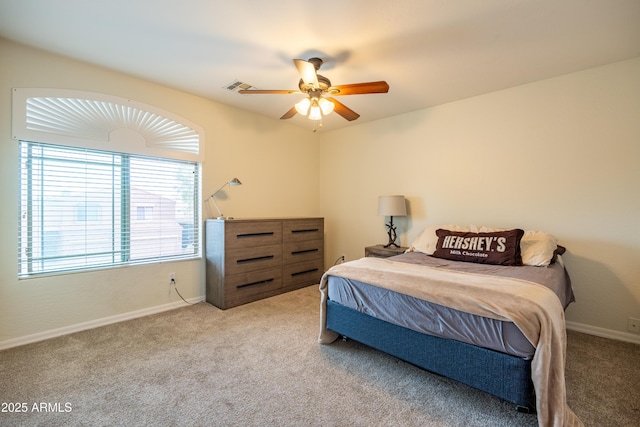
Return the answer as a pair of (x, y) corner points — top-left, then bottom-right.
(12, 88), (205, 162)
(13, 89), (204, 277)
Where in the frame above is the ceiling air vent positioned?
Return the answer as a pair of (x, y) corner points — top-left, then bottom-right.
(224, 80), (254, 92)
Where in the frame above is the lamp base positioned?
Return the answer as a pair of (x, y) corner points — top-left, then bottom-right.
(383, 216), (399, 248)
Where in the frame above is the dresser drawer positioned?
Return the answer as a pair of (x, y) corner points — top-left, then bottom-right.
(283, 239), (324, 265)
(224, 268), (283, 308)
(282, 218), (323, 243)
(282, 258), (324, 288)
(225, 244), (282, 275)
(225, 221), (282, 249)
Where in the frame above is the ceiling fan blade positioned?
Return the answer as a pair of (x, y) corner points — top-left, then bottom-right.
(238, 89), (298, 94)
(330, 81), (389, 96)
(280, 106), (297, 120)
(327, 97), (360, 121)
(293, 59), (319, 88)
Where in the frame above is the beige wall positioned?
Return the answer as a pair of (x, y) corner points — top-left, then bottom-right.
(0, 39), (319, 347)
(2, 36), (639, 347)
(318, 57), (640, 341)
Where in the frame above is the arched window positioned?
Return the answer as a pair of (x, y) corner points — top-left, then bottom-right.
(13, 89), (204, 277)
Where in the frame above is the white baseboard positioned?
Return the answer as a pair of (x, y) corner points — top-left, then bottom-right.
(566, 321), (640, 345)
(3, 302), (637, 350)
(0, 295), (205, 351)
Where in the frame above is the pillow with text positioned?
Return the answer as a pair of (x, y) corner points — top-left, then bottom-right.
(433, 228), (525, 266)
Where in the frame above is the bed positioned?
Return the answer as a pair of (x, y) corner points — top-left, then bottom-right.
(318, 225), (583, 427)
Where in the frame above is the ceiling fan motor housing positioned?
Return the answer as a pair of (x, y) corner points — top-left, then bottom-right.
(308, 57), (323, 70)
(298, 74), (331, 93)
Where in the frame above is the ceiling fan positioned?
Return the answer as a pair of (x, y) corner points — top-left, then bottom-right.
(238, 57), (389, 122)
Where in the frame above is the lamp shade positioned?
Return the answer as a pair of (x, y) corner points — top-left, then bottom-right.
(318, 97), (334, 115)
(308, 103), (322, 120)
(228, 177), (242, 187)
(295, 98), (311, 115)
(377, 195), (407, 217)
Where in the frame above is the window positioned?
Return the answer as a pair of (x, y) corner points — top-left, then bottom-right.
(136, 206), (154, 221)
(12, 88), (205, 277)
(18, 141), (200, 277)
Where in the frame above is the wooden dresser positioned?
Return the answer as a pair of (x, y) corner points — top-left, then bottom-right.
(205, 218), (324, 309)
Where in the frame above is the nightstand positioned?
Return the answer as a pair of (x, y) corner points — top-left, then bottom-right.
(365, 244), (408, 258)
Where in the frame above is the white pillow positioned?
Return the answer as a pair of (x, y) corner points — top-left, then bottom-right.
(408, 224), (470, 255)
(520, 231), (558, 267)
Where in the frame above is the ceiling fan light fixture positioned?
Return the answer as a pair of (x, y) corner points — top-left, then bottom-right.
(318, 97), (334, 115)
(295, 97), (311, 115)
(308, 100), (322, 121)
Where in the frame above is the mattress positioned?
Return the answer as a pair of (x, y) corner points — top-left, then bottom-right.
(327, 251), (574, 359)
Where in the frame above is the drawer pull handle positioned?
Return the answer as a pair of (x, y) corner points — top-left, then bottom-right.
(237, 255), (274, 264)
(291, 248), (319, 255)
(291, 268), (319, 277)
(291, 228), (319, 234)
(237, 278), (274, 289)
(237, 232), (275, 238)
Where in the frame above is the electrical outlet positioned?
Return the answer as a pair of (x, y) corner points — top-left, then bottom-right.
(168, 272), (176, 285)
(628, 317), (640, 333)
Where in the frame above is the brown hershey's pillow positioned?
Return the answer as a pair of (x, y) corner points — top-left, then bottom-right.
(433, 228), (525, 266)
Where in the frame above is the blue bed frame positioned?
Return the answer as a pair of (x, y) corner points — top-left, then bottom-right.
(326, 299), (535, 412)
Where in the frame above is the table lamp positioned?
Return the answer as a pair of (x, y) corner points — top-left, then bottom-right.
(377, 195), (407, 248)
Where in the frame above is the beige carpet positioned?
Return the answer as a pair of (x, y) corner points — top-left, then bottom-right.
(1, 285), (638, 426)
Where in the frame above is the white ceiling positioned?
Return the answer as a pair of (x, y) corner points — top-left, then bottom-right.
(2, 0), (640, 131)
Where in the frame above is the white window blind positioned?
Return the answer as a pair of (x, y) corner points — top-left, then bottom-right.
(19, 141), (200, 277)
(12, 88), (205, 162)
